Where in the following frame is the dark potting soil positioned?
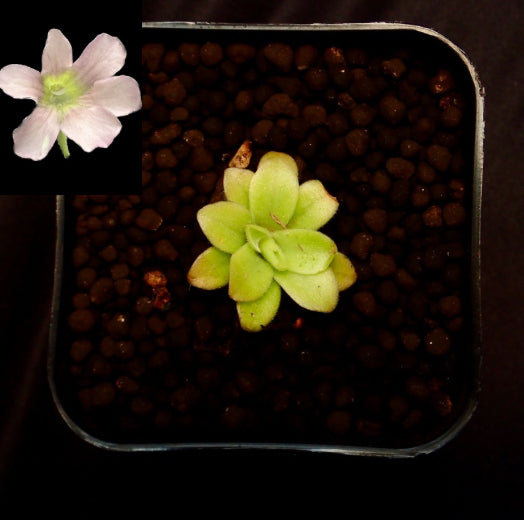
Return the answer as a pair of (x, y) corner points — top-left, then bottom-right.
(55, 32), (477, 449)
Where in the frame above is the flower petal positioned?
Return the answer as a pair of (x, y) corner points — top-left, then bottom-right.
(0, 64), (42, 101)
(89, 76), (141, 117)
(237, 281), (281, 332)
(61, 105), (121, 152)
(41, 29), (73, 76)
(73, 33), (126, 86)
(13, 107), (60, 160)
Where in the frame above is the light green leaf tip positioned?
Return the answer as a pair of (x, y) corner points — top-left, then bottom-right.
(273, 268), (339, 313)
(249, 151), (299, 231)
(259, 236), (289, 271)
(228, 243), (274, 302)
(331, 252), (357, 291)
(245, 224), (272, 253)
(237, 280), (281, 332)
(187, 247), (230, 289)
(223, 167), (254, 208)
(197, 200), (251, 254)
(288, 180), (339, 230)
(272, 228), (337, 274)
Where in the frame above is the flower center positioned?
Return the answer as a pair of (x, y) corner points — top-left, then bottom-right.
(40, 69), (86, 114)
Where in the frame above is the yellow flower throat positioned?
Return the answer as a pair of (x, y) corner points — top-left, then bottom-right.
(40, 70), (85, 114)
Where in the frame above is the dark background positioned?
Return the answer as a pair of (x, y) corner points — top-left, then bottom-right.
(0, 0), (522, 515)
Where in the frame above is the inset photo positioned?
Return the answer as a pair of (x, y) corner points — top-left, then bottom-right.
(0, 5), (141, 194)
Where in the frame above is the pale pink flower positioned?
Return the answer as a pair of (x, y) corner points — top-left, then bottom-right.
(0, 29), (141, 160)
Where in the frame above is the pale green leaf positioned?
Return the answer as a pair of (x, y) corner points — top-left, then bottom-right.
(197, 201), (251, 254)
(287, 180), (339, 230)
(187, 247), (230, 290)
(249, 151), (299, 231)
(223, 167), (254, 208)
(259, 236), (288, 271)
(237, 280), (281, 332)
(245, 224), (271, 253)
(272, 229), (337, 274)
(228, 243), (274, 302)
(274, 268), (339, 312)
(331, 252), (357, 291)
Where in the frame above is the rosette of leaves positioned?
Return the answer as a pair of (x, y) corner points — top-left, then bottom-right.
(188, 151), (357, 332)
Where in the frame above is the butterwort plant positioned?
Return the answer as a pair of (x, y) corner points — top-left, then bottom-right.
(188, 151), (357, 332)
(0, 28), (141, 160)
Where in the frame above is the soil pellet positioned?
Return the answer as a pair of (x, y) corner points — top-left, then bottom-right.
(370, 253), (397, 277)
(226, 43), (256, 64)
(429, 69), (455, 94)
(349, 232), (374, 260)
(438, 295), (462, 317)
(263, 43), (293, 72)
(443, 202), (466, 226)
(377, 329), (397, 351)
(155, 148), (178, 169)
(304, 67), (329, 91)
(422, 205), (443, 228)
(427, 144), (452, 172)
(91, 382), (116, 407)
(386, 157), (415, 179)
(262, 93), (299, 118)
(200, 42), (223, 66)
(363, 208), (388, 234)
(382, 58), (406, 79)
(72, 293), (90, 309)
(142, 43), (164, 72)
(294, 44), (318, 70)
(370, 170), (392, 194)
(388, 395), (410, 423)
(425, 327), (451, 356)
(136, 208), (163, 231)
(156, 78), (187, 106)
(89, 278), (114, 306)
(411, 185), (431, 207)
(345, 128), (370, 157)
(349, 103), (376, 126)
(352, 291), (377, 316)
(379, 95), (406, 125)
(70, 339), (93, 362)
(431, 390), (453, 417)
(153, 239), (178, 261)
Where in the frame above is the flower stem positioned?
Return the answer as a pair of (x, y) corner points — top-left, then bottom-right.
(58, 131), (70, 159)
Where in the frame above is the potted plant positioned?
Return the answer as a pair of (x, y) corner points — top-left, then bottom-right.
(49, 22), (483, 456)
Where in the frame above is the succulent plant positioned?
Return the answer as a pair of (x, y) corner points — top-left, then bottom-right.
(187, 151), (357, 331)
